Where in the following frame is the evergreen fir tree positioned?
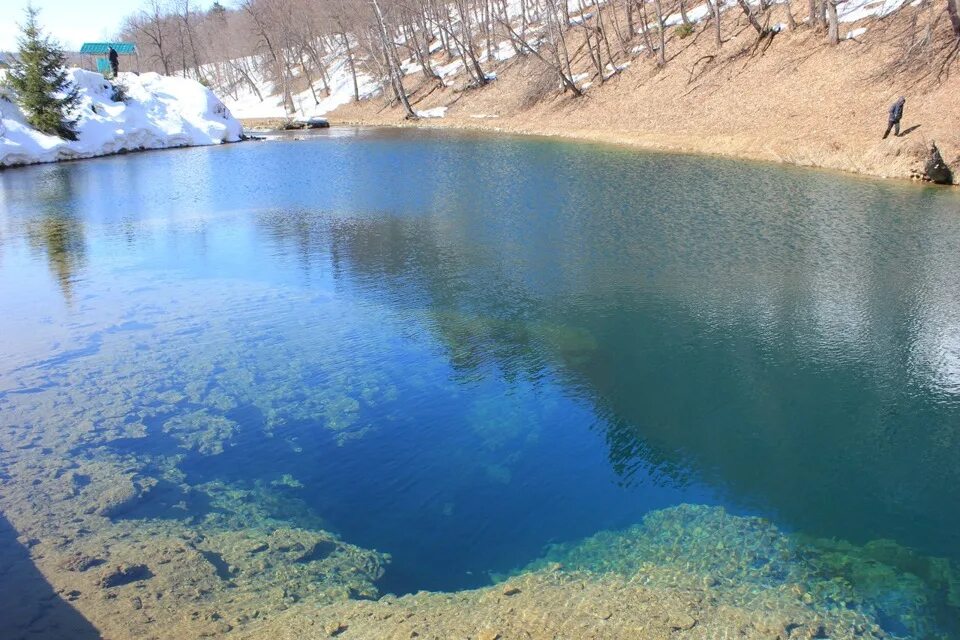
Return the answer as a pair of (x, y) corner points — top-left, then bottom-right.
(7, 6), (81, 141)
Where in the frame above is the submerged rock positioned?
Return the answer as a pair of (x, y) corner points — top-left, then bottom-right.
(98, 563), (154, 588)
(669, 612), (697, 630)
(86, 473), (157, 518)
(58, 553), (104, 572)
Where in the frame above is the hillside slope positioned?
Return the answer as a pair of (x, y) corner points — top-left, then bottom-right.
(322, 3), (959, 184)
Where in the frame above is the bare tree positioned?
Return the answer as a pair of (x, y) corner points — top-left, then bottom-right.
(370, 0), (417, 117)
(827, 0), (839, 43)
(651, 0), (666, 65)
(127, 0), (174, 74)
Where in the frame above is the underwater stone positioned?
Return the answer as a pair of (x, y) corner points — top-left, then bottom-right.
(669, 613), (696, 630)
(89, 475), (156, 517)
(98, 563), (154, 588)
(59, 553), (104, 572)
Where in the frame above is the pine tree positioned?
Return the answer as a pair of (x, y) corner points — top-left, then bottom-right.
(7, 6), (81, 141)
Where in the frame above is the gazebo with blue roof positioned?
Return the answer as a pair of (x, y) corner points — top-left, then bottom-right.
(80, 42), (139, 75)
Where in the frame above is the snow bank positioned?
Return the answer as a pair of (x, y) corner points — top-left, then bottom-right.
(0, 69), (243, 168)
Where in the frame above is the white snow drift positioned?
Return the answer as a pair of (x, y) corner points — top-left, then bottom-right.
(0, 69), (243, 168)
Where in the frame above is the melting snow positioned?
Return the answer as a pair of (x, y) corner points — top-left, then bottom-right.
(838, 0), (909, 22)
(416, 106), (448, 118)
(664, 3), (712, 26)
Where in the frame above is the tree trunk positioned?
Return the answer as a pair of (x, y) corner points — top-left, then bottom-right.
(827, 0), (839, 44)
(651, 0), (666, 65)
(785, 1), (797, 29)
(706, 0), (722, 47)
(297, 49), (320, 105)
(370, 0), (416, 118)
(638, 0), (655, 53)
(231, 61), (263, 101)
(947, 0), (960, 38)
(737, 0), (767, 35)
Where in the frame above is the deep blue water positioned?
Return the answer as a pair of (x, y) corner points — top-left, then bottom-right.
(1, 128), (960, 622)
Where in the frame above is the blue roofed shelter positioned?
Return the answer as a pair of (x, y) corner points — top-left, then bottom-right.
(80, 42), (139, 75)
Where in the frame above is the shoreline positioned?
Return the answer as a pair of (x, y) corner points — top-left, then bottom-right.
(317, 117), (952, 187)
(296, 10), (960, 189)
(0, 136), (254, 171)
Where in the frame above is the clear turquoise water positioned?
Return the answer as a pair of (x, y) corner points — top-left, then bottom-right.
(1, 129), (960, 635)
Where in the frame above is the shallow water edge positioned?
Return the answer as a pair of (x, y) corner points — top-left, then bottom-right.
(319, 119), (958, 187)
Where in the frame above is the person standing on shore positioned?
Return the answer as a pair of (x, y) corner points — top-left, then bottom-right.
(883, 96), (906, 139)
(108, 46), (119, 78)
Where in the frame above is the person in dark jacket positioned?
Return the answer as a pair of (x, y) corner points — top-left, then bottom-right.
(883, 96), (905, 139)
(108, 46), (120, 77)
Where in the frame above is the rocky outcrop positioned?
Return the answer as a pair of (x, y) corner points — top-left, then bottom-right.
(924, 141), (955, 184)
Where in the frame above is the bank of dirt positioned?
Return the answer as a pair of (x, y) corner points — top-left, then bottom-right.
(307, 3), (960, 185)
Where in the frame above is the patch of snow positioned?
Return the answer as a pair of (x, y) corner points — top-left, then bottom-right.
(416, 106), (448, 118)
(401, 58), (423, 75)
(435, 58), (466, 79)
(305, 58), (380, 117)
(664, 3), (711, 26)
(837, 0), (908, 23)
(0, 69), (242, 168)
(479, 40), (519, 63)
(569, 12), (594, 25)
(469, 114), (500, 118)
(846, 26), (868, 38)
(496, 40), (518, 61)
(565, 0), (608, 12)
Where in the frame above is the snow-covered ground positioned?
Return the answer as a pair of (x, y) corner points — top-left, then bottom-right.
(0, 69), (243, 168)
(220, 51), (380, 120)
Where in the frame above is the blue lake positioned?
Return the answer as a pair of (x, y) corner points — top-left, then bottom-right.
(1, 129), (959, 637)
